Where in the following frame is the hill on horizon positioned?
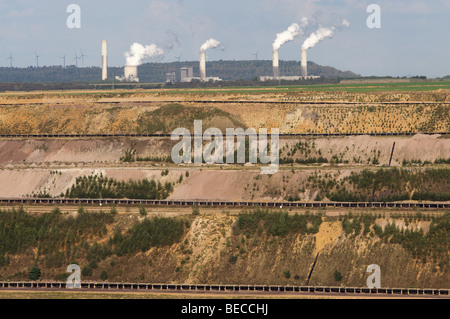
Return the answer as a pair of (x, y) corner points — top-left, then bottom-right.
(0, 60), (359, 83)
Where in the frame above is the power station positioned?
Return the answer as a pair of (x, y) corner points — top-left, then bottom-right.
(259, 47), (318, 81)
(176, 52), (222, 83)
(116, 66), (139, 82)
(102, 19), (348, 83)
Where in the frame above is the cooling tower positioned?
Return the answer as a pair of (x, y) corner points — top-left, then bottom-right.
(102, 40), (108, 81)
(124, 65), (138, 79)
(273, 50), (279, 79)
(301, 49), (307, 78)
(200, 51), (206, 81)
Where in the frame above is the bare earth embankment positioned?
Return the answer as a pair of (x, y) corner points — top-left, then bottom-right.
(0, 88), (448, 292)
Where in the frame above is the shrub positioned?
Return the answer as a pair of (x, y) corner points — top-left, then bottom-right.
(192, 205), (200, 216)
(334, 270), (343, 282)
(28, 266), (41, 281)
(139, 205), (147, 217)
(100, 270), (108, 281)
(110, 205), (118, 217)
(228, 255), (238, 264)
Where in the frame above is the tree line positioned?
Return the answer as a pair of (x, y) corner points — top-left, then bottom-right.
(63, 174), (173, 200)
(233, 209), (323, 237)
(0, 60), (358, 84)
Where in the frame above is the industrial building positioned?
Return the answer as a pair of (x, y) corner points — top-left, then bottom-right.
(180, 66), (194, 82)
(166, 72), (176, 83)
(116, 65), (139, 82)
(178, 53), (222, 83)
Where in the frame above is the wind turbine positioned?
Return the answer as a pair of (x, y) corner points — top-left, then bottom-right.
(175, 55), (182, 63)
(252, 50), (260, 61)
(60, 54), (67, 68)
(6, 53), (14, 68)
(34, 52), (41, 68)
(74, 52), (80, 67)
(80, 50), (87, 66)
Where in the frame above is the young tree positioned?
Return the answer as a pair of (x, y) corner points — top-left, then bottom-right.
(334, 270), (343, 282)
(139, 205), (147, 217)
(28, 266), (41, 281)
(100, 270), (108, 281)
(110, 204), (118, 217)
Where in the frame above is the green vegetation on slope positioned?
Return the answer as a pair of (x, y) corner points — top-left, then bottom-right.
(330, 168), (450, 202)
(137, 103), (246, 134)
(110, 218), (187, 256)
(0, 208), (448, 287)
(0, 207), (113, 268)
(294, 168), (450, 202)
(342, 212), (449, 268)
(233, 209), (322, 237)
(0, 207), (189, 280)
(64, 174), (173, 200)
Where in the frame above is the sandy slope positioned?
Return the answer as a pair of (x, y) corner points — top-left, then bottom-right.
(0, 135), (448, 166)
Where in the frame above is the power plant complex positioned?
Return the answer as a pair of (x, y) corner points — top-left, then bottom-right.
(259, 47), (318, 81)
(102, 18), (349, 83)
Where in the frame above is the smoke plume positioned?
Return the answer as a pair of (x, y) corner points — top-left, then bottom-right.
(273, 18), (308, 51)
(125, 43), (164, 66)
(200, 39), (221, 52)
(301, 19), (349, 50)
(301, 26), (335, 50)
(164, 30), (181, 51)
(342, 19), (350, 28)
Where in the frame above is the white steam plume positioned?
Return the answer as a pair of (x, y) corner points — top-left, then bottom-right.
(273, 18), (308, 51)
(125, 43), (164, 66)
(200, 39), (221, 52)
(342, 19), (350, 28)
(301, 26), (335, 50)
(301, 19), (349, 50)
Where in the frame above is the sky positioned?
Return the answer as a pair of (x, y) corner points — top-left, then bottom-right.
(0, 0), (449, 78)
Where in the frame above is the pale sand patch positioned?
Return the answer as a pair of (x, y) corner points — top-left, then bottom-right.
(313, 221), (343, 255)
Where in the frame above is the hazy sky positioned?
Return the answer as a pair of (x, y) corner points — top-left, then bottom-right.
(1, 0), (449, 77)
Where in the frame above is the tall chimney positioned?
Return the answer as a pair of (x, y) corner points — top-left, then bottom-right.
(273, 50), (279, 79)
(200, 51), (206, 81)
(102, 40), (108, 81)
(301, 49), (307, 78)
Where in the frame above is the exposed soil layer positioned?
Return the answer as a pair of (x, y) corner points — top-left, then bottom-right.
(1, 134), (448, 166)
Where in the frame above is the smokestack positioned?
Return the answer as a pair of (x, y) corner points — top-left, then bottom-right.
(102, 40), (108, 81)
(273, 50), (279, 79)
(200, 51), (206, 81)
(301, 49), (307, 78)
(199, 38), (220, 81)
